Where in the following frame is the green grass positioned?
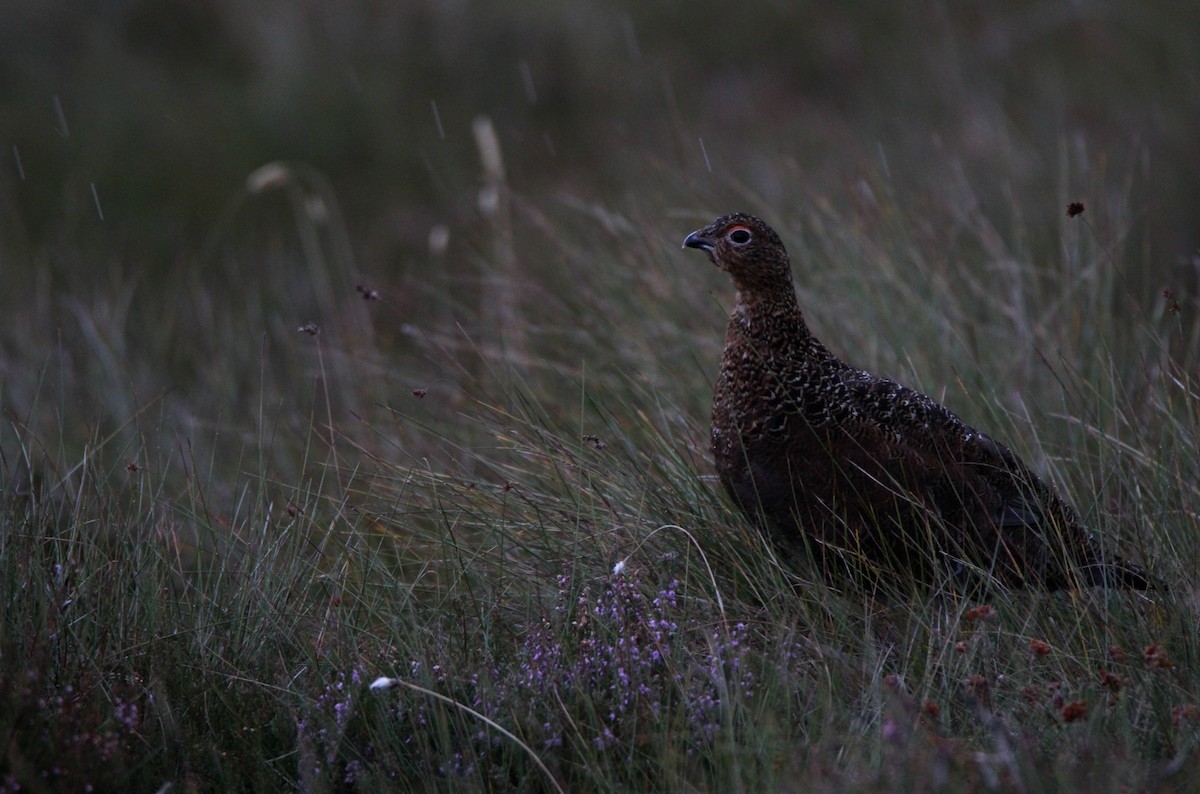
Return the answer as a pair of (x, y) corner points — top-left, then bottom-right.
(3, 146), (1199, 790)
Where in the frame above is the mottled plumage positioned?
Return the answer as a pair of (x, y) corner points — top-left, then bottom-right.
(684, 212), (1149, 590)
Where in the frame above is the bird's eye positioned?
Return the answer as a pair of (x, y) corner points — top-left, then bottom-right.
(728, 227), (752, 245)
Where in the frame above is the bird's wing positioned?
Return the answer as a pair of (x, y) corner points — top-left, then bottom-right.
(835, 374), (1056, 527)
(832, 374), (1122, 583)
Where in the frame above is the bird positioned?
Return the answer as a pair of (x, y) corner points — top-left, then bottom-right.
(683, 212), (1151, 591)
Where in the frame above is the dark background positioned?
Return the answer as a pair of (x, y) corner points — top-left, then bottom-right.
(4, 2), (1197, 262)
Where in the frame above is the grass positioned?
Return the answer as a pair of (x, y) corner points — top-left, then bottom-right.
(4, 4), (1200, 788)
(3, 138), (1199, 791)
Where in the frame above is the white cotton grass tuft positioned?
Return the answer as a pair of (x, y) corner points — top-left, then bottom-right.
(245, 162), (292, 193)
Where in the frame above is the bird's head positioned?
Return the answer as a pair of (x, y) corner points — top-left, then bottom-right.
(682, 213), (793, 295)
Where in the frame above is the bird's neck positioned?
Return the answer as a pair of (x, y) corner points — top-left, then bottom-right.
(729, 285), (835, 364)
(732, 282), (804, 331)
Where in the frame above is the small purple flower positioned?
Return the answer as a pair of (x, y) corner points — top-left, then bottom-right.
(593, 726), (617, 750)
(114, 701), (139, 732)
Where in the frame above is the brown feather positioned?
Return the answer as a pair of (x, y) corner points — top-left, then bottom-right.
(685, 212), (1150, 590)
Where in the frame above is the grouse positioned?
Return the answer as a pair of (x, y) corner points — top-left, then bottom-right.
(683, 212), (1150, 591)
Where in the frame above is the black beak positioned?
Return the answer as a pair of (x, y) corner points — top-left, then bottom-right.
(682, 230), (715, 252)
